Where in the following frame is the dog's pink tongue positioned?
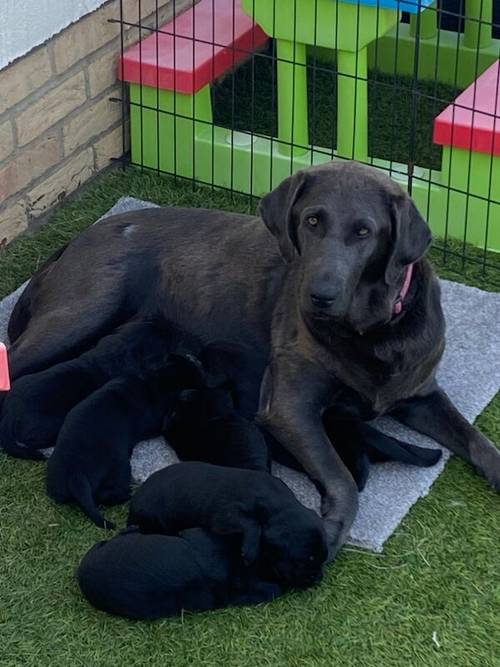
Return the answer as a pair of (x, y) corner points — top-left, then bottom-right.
(0, 343), (11, 391)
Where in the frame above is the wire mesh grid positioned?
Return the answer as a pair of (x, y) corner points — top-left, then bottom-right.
(113, 0), (500, 286)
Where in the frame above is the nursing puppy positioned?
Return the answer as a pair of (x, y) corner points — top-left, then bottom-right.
(166, 385), (270, 471)
(267, 413), (442, 492)
(323, 409), (442, 491)
(128, 462), (328, 587)
(47, 358), (203, 528)
(0, 318), (200, 460)
(199, 341), (269, 419)
(78, 526), (282, 619)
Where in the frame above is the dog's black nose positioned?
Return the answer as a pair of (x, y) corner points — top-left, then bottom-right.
(310, 293), (336, 309)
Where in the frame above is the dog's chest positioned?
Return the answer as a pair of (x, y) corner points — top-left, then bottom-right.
(330, 340), (441, 418)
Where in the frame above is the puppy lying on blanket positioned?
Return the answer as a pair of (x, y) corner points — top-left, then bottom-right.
(324, 412), (442, 491)
(47, 358), (203, 528)
(128, 462), (328, 588)
(267, 411), (442, 492)
(166, 385), (270, 471)
(0, 318), (200, 460)
(78, 526), (282, 619)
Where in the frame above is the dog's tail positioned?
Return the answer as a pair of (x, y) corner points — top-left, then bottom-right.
(70, 476), (115, 529)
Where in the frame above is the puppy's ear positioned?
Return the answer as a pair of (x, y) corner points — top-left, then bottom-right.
(212, 504), (262, 565)
(259, 171), (308, 263)
(212, 502), (247, 536)
(385, 194), (432, 286)
(240, 519), (262, 566)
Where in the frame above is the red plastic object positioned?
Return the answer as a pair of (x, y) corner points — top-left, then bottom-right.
(434, 61), (500, 156)
(0, 343), (10, 391)
(119, 0), (269, 94)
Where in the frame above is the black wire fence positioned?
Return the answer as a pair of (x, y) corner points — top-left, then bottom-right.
(113, 0), (500, 285)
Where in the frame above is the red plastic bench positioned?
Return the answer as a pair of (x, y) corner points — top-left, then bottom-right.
(119, 0), (269, 94)
(434, 61), (500, 156)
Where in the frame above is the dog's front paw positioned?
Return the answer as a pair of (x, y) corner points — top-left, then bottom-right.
(321, 483), (359, 562)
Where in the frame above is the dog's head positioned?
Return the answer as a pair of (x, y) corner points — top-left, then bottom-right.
(260, 507), (328, 589)
(259, 161), (432, 335)
(174, 382), (235, 423)
(212, 500), (327, 588)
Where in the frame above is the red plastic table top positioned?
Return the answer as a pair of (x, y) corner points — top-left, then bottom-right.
(119, 0), (268, 94)
(434, 61), (500, 157)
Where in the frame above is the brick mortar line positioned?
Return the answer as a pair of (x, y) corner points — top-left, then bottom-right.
(0, 1), (179, 126)
(0, 81), (121, 175)
(83, 66), (92, 101)
(46, 40), (58, 75)
(0, 0), (177, 171)
(61, 86), (123, 158)
(0, 39), (117, 127)
(0, 114), (124, 214)
(1, 0), (193, 223)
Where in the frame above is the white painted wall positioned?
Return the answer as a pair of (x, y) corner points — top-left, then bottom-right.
(1, 0), (108, 70)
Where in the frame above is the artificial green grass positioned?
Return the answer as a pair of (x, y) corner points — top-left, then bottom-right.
(0, 166), (499, 666)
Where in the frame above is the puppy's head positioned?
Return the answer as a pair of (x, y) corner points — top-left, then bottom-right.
(174, 383), (235, 422)
(261, 506), (328, 588)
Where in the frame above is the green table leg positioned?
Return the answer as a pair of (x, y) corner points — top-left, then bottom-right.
(130, 84), (212, 178)
(336, 47), (368, 162)
(464, 0), (492, 49)
(276, 39), (309, 158)
(409, 4), (437, 40)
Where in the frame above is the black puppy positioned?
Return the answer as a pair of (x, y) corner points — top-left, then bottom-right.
(78, 526), (282, 619)
(323, 409), (442, 491)
(0, 317), (200, 460)
(268, 411), (442, 492)
(128, 462), (328, 587)
(47, 357), (203, 528)
(166, 385), (270, 471)
(198, 341), (269, 418)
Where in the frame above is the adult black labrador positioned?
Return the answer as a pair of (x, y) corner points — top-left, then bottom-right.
(4, 161), (499, 558)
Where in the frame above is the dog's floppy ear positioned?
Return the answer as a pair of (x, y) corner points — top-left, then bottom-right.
(240, 520), (262, 565)
(385, 194), (432, 286)
(259, 171), (308, 263)
(212, 503), (263, 565)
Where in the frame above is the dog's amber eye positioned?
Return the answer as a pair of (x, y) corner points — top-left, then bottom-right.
(307, 216), (319, 227)
(356, 227), (370, 238)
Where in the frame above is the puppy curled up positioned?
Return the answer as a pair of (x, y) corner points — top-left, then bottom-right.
(47, 356), (203, 528)
(0, 317), (201, 460)
(78, 526), (282, 619)
(128, 461), (328, 588)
